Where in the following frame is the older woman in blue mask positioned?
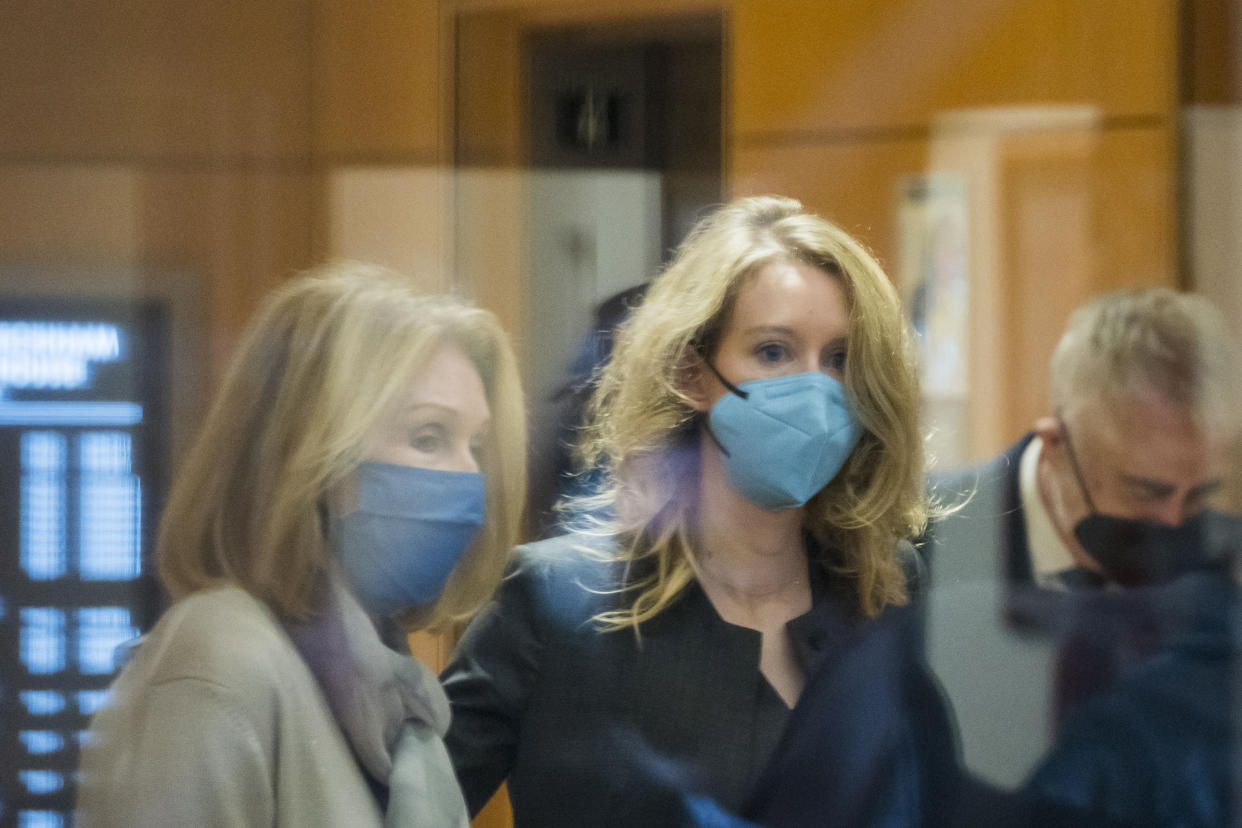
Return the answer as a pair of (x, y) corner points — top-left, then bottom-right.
(77, 264), (525, 827)
(442, 195), (930, 826)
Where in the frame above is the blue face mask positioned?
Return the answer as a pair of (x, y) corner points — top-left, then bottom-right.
(332, 460), (486, 617)
(705, 364), (863, 510)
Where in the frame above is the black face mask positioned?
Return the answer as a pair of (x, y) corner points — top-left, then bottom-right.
(1072, 509), (1240, 587)
(1061, 420), (1240, 587)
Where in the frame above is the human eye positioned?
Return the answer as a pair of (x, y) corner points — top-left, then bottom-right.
(1122, 479), (1173, 504)
(469, 433), (488, 466)
(754, 341), (789, 364)
(410, 423), (448, 454)
(822, 347), (847, 375)
(1185, 481), (1222, 512)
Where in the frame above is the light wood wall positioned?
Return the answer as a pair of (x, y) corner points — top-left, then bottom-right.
(451, 0), (1185, 463)
(0, 0), (448, 392)
(730, 0), (1179, 454)
(3, 0), (1230, 450)
(1, 0), (1217, 460)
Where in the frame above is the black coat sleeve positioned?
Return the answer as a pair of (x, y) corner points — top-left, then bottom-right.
(440, 554), (548, 816)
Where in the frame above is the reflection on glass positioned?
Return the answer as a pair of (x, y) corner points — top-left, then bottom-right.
(16, 810), (65, 828)
(19, 608), (65, 675)
(75, 608), (137, 675)
(20, 432), (67, 581)
(18, 732), (65, 755)
(75, 690), (110, 717)
(79, 432), (142, 581)
(18, 771), (64, 796)
(19, 690), (67, 717)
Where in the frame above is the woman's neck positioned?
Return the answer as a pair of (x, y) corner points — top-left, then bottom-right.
(695, 432), (809, 595)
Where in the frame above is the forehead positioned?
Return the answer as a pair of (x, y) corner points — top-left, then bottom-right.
(725, 260), (849, 335)
(395, 343), (488, 412)
(1081, 389), (1228, 484)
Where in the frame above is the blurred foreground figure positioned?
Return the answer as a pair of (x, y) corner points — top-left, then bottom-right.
(442, 195), (935, 826)
(76, 264), (526, 827)
(1024, 544), (1241, 827)
(923, 288), (1242, 816)
(530, 282), (648, 537)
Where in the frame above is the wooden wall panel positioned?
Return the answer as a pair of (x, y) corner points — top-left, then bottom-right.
(996, 126), (1175, 444)
(0, 0), (312, 159)
(734, 118), (1176, 458)
(1187, 0), (1242, 104)
(731, 1), (1179, 458)
(733, 138), (929, 270)
(455, 9), (526, 167)
(135, 170), (317, 371)
(0, 0), (321, 394)
(311, 0), (444, 161)
(449, 0), (718, 24)
(732, 0), (1177, 137)
(0, 166), (145, 264)
(1089, 127), (1178, 290)
(999, 144), (1100, 444)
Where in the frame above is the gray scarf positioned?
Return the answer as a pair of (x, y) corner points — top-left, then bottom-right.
(284, 576), (469, 827)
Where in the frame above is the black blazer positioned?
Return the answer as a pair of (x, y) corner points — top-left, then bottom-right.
(441, 533), (920, 827)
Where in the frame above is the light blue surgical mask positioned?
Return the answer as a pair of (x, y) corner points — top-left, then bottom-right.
(705, 364), (863, 510)
(332, 460), (486, 617)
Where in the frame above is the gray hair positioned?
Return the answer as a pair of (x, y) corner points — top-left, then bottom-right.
(1050, 287), (1240, 435)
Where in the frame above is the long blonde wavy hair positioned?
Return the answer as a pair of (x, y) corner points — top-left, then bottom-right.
(573, 196), (927, 631)
(158, 262), (526, 630)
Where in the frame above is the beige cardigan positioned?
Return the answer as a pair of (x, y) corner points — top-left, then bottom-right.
(76, 585), (467, 827)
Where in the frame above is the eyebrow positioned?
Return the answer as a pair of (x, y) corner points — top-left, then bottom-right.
(1122, 479), (1177, 499)
(740, 326), (847, 349)
(741, 325), (798, 338)
(1118, 475), (1223, 500)
(405, 403), (492, 432)
(406, 402), (456, 414)
(1189, 479), (1224, 499)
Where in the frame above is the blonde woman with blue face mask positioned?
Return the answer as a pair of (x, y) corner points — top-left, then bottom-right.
(441, 196), (930, 826)
(76, 264), (525, 827)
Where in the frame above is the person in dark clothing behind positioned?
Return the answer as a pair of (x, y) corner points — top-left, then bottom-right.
(1022, 513), (1242, 828)
(921, 288), (1242, 792)
(530, 282), (649, 537)
(672, 293), (1242, 828)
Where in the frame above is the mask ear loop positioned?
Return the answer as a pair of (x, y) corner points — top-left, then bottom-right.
(699, 355), (749, 400)
(693, 347), (748, 458)
(1058, 414), (1098, 514)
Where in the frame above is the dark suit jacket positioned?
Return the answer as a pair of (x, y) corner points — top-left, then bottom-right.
(922, 433), (1035, 589)
(921, 437), (1242, 825)
(919, 433), (1069, 790)
(1023, 572), (1238, 828)
(441, 533), (919, 827)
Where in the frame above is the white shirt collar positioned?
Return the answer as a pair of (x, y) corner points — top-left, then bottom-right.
(1018, 435), (1077, 588)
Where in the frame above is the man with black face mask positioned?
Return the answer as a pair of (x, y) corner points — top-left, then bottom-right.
(920, 287), (1242, 810)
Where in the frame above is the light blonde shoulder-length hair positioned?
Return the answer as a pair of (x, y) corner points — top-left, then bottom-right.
(158, 262), (526, 629)
(576, 195), (926, 631)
